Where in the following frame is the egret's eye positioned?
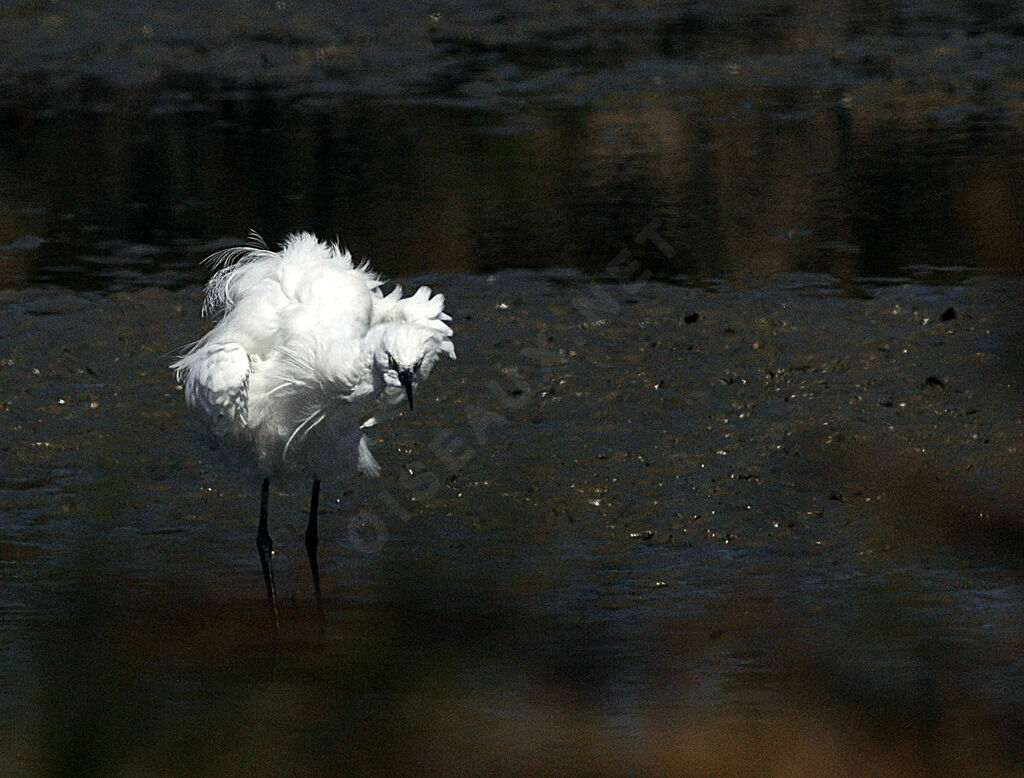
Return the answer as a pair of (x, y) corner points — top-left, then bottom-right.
(387, 355), (398, 371)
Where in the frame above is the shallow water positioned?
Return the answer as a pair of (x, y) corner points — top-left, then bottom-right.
(2, 3), (1024, 775)
(3, 274), (1024, 773)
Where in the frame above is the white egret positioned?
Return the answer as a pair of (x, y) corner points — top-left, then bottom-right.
(172, 232), (455, 627)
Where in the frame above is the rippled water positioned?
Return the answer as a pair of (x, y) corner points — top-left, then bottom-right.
(2, 3), (1024, 775)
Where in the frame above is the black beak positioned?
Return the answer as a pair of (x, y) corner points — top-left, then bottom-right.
(397, 368), (415, 410)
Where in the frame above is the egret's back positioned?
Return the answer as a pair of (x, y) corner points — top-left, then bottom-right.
(206, 233), (378, 355)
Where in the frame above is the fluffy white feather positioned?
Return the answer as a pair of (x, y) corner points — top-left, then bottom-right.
(173, 231), (455, 479)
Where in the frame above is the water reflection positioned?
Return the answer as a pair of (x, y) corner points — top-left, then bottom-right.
(1, 83), (1023, 291)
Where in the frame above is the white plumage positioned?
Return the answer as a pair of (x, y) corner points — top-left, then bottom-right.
(172, 231), (455, 626)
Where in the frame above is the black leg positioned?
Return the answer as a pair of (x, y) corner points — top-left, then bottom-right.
(304, 477), (324, 624)
(257, 477), (279, 630)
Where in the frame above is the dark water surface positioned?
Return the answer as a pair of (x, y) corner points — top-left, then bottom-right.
(3, 2), (1024, 775)
(4, 1), (1024, 289)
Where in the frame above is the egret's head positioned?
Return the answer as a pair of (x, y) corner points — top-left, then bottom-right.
(374, 322), (455, 409)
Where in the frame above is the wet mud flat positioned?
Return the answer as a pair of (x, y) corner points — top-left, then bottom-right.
(1, 272), (1023, 774)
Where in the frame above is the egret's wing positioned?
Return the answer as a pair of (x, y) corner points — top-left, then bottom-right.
(174, 342), (251, 436)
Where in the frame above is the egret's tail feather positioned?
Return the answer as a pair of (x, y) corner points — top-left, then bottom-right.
(357, 434), (381, 477)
